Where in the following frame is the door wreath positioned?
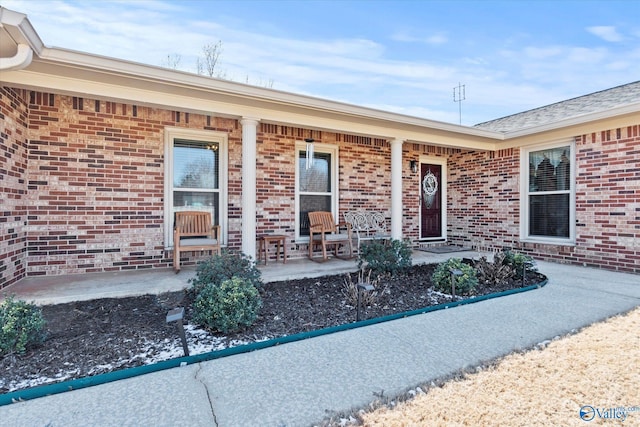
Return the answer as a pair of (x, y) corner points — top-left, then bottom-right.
(422, 171), (438, 208)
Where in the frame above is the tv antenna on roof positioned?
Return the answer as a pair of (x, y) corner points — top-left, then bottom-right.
(453, 82), (465, 125)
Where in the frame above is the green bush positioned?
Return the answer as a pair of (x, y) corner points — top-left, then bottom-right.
(357, 239), (412, 278)
(432, 258), (478, 296)
(192, 277), (262, 334)
(502, 249), (537, 280)
(0, 295), (46, 356)
(189, 249), (262, 294)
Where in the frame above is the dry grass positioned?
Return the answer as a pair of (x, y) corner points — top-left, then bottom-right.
(361, 307), (640, 426)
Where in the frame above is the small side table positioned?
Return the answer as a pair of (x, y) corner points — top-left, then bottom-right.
(258, 234), (287, 265)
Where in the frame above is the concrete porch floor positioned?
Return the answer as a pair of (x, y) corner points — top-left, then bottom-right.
(1, 249), (482, 305)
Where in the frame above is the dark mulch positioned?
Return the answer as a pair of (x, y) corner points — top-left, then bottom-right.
(0, 264), (545, 394)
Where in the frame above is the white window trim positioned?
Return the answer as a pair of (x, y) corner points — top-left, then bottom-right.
(519, 140), (576, 245)
(163, 127), (228, 249)
(294, 141), (339, 242)
(418, 155), (447, 241)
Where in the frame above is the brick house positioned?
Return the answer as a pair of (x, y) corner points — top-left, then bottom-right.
(1, 8), (638, 289)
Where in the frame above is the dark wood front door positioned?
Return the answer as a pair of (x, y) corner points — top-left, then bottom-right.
(420, 163), (443, 239)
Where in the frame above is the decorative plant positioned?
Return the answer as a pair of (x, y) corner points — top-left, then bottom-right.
(192, 277), (262, 334)
(502, 249), (537, 280)
(474, 251), (516, 285)
(431, 258), (478, 296)
(0, 295), (46, 356)
(342, 268), (380, 308)
(189, 249), (262, 294)
(357, 239), (412, 278)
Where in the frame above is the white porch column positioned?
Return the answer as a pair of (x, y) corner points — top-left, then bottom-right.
(241, 117), (260, 260)
(390, 138), (404, 240)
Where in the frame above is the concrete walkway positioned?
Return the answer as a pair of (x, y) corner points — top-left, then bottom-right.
(2, 248), (476, 305)
(1, 261), (639, 426)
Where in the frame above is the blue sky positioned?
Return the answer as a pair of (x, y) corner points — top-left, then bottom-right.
(4, 0), (639, 125)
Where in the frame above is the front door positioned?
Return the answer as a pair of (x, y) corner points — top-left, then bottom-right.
(420, 163), (443, 239)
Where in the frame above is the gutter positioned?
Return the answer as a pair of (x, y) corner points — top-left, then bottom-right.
(0, 7), (44, 53)
(0, 7), (42, 71)
(0, 43), (33, 71)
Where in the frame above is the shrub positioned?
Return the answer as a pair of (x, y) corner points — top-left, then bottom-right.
(432, 258), (478, 296)
(189, 249), (262, 294)
(0, 295), (46, 356)
(502, 249), (537, 280)
(357, 239), (412, 278)
(342, 269), (380, 308)
(192, 277), (262, 334)
(475, 251), (516, 285)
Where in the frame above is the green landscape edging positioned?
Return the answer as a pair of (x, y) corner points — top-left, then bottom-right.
(0, 276), (547, 406)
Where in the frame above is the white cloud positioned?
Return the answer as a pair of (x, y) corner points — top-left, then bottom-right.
(462, 57), (489, 66)
(523, 46), (563, 59)
(567, 46), (608, 63)
(391, 30), (448, 45)
(587, 26), (624, 42)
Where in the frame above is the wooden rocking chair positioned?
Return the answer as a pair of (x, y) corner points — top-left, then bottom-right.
(173, 211), (221, 272)
(308, 211), (353, 261)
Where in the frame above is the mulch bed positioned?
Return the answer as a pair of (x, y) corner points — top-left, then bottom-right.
(0, 264), (545, 394)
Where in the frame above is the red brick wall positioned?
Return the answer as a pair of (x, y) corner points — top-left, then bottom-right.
(447, 148), (521, 250)
(255, 125), (392, 259)
(23, 92), (244, 276)
(255, 124), (298, 252)
(2, 87), (637, 282)
(2, 89), (396, 278)
(0, 88), (29, 289)
(569, 126), (640, 272)
(445, 126), (640, 273)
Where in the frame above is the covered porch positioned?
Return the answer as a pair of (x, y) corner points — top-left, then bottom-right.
(3, 248), (482, 305)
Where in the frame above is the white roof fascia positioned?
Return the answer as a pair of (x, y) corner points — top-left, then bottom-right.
(4, 66), (498, 151)
(36, 46), (502, 141)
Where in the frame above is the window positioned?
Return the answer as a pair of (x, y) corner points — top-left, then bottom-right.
(295, 142), (338, 240)
(521, 142), (575, 243)
(164, 128), (227, 248)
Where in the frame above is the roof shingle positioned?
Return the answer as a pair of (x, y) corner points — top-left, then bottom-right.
(474, 81), (640, 133)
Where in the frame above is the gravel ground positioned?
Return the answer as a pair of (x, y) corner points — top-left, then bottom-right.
(359, 307), (640, 426)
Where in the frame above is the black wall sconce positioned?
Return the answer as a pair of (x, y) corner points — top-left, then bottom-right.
(410, 160), (419, 174)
